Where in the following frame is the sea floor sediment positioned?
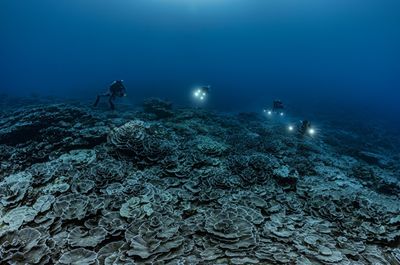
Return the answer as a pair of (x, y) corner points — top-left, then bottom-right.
(0, 100), (399, 264)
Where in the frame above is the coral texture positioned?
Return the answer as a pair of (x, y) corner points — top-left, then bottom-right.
(0, 101), (399, 264)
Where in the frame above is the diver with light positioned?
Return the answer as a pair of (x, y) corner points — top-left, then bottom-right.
(193, 85), (210, 102)
(298, 120), (316, 136)
(285, 120), (316, 136)
(273, 100), (285, 116)
(263, 100), (285, 116)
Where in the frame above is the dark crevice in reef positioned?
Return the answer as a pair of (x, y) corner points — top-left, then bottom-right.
(0, 125), (43, 145)
(0, 100), (399, 264)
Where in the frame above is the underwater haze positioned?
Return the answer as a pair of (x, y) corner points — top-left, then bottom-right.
(1, 0), (400, 119)
(1, 1), (400, 264)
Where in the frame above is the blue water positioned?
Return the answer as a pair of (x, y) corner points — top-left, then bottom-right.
(1, 0), (400, 122)
(1, 3), (400, 263)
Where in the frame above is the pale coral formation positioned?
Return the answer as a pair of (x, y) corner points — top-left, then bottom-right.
(0, 101), (399, 264)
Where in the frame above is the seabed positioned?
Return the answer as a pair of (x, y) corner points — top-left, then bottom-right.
(0, 98), (399, 264)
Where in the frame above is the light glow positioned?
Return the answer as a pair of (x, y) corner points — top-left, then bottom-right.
(193, 88), (207, 102)
(308, 128), (315, 135)
(288, 125), (294, 131)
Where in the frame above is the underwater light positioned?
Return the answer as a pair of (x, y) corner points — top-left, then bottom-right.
(308, 128), (316, 135)
(280, 112), (284, 116)
(193, 88), (207, 102)
(262, 109), (272, 115)
(288, 125), (294, 132)
(194, 89), (201, 97)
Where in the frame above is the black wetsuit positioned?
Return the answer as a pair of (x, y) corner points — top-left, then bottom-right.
(272, 100), (284, 111)
(94, 81), (126, 110)
(201, 86), (210, 94)
(299, 120), (311, 135)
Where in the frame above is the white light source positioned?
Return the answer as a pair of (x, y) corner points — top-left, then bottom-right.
(308, 128), (315, 135)
(288, 125), (294, 132)
(267, 110), (272, 115)
(193, 88), (207, 101)
(280, 112), (284, 116)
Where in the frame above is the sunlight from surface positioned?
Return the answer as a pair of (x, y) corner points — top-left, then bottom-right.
(153, 0), (241, 13)
(159, 0), (232, 6)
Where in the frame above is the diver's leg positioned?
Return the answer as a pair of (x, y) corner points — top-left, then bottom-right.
(93, 93), (110, 107)
(93, 96), (101, 107)
(109, 96), (115, 110)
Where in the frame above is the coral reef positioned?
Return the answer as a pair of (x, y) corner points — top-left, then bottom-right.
(0, 101), (399, 264)
(108, 120), (177, 165)
(142, 98), (173, 119)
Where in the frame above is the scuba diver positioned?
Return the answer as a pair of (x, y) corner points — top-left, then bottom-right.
(272, 100), (284, 112)
(299, 120), (313, 136)
(93, 80), (127, 110)
(201, 85), (210, 95)
(193, 85), (210, 101)
(264, 100), (285, 115)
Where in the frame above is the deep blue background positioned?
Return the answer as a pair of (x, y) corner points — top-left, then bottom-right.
(1, 0), (399, 121)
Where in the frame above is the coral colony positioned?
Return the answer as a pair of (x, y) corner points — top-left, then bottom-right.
(0, 99), (399, 264)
